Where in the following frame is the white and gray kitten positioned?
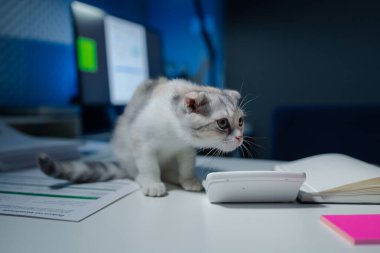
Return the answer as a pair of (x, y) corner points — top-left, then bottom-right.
(38, 78), (245, 197)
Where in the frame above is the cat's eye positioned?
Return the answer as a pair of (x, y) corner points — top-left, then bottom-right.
(238, 117), (244, 127)
(217, 118), (230, 130)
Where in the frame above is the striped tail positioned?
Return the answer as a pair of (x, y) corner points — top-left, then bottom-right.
(37, 153), (127, 183)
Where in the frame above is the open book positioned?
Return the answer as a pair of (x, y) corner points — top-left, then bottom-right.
(275, 154), (380, 203)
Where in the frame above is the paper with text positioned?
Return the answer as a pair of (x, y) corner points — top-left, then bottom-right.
(0, 168), (139, 221)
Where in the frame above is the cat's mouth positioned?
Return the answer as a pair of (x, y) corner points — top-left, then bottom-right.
(219, 139), (243, 152)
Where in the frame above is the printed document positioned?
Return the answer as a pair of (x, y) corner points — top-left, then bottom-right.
(0, 168), (139, 221)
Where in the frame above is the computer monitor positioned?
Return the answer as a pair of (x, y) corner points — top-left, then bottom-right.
(71, 1), (162, 106)
(71, 2), (163, 135)
(104, 15), (149, 105)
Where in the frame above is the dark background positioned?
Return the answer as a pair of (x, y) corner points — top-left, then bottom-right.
(1, 0), (379, 161)
(225, 0), (380, 159)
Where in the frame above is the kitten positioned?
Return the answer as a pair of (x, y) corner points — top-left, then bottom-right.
(37, 78), (245, 197)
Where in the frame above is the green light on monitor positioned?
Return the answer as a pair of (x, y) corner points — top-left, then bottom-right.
(77, 37), (98, 73)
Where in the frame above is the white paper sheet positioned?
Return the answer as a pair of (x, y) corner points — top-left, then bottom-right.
(0, 168), (139, 221)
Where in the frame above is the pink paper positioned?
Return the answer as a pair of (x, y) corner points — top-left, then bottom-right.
(321, 214), (380, 244)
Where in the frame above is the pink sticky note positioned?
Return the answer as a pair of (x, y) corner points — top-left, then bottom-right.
(321, 214), (380, 245)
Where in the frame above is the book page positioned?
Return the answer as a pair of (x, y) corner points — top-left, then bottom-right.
(275, 153), (380, 193)
(322, 177), (380, 194)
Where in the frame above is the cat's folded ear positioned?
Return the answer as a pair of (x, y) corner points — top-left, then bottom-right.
(224, 89), (241, 101)
(184, 91), (209, 114)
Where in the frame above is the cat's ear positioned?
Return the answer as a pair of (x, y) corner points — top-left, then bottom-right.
(184, 91), (209, 114)
(224, 89), (241, 101)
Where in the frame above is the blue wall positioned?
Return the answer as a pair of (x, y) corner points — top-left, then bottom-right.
(146, 0), (224, 86)
(0, 0), (77, 107)
(0, 38), (77, 106)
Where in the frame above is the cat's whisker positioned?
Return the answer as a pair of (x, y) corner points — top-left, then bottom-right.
(245, 140), (266, 150)
(240, 143), (248, 158)
(241, 110), (254, 117)
(239, 94), (249, 109)
(217, 149), (225, 157)
(239, 78), (245, 95)
(239, 145), (246, 159)
(238, 89), (254, 107)
(240, 96), (259, 111)
(199, 147), (218, 180)
(243, 136), (267, 140)
(196, 148), (207, 156)
(206, 148), (217, 157)
(196, 148), (211, 180)
(241, 142), (255, 158)
(242, 135), (267, 151)
(244, 137), (266, 158)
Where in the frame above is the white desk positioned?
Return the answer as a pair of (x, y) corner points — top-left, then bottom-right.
(1, 157), (380, 253)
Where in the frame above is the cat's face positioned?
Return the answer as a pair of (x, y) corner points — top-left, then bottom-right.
(181, 90), (245, 153)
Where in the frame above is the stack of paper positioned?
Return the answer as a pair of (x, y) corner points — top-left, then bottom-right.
(0, 122), (81, 171)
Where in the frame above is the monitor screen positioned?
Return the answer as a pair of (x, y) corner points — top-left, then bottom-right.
(104, 15), (149, 105)
(71, 1), (155, 106)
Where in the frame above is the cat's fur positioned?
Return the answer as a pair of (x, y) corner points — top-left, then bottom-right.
(38, 78), (245, 197)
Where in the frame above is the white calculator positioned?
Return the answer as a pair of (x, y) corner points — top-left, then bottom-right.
(204, 171), (306, 203)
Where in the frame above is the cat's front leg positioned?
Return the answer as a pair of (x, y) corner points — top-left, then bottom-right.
(177, 148), (203, 192)
(135, 153), (166, 197)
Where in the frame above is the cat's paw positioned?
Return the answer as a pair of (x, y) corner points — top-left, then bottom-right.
(180, 178), (203, 192)
(141, 182), (167, 197)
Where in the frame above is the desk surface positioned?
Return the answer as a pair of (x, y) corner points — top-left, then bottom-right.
(1, 157), (380, 253)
